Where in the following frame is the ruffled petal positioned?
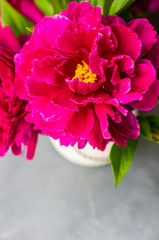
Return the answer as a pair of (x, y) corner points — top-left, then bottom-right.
(66, 104), (94, 136)
(94, 103), (111, 139)
(102, 15), (125, 26)
(61, 1), (101, 22)
(127, 19), (157, 55)
(86, 112), (108, 151)
(111, 24), (141, 61)
(131, 59), (156, 92)
(108, 109), (140, 146)
(32, 15), (72, 49)
(145, 36), (159, 70)
(129, 79), (159, 110)
(32, 56), (65, 86)
(0, 26), (20, 53)
(66, 77), (103, 95)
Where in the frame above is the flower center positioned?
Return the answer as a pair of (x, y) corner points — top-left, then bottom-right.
(72, 61), (97, 83)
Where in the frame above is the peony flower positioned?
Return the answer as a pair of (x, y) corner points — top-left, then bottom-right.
(15, 1), (159, 150)
(7, 0), (44, 24)
(132, 0), (159, 13)
(0, 25), (38, 159)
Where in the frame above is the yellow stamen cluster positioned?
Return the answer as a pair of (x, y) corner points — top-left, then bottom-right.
(72, 61), (97, 83)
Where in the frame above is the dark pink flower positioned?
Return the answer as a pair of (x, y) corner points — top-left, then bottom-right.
(149, 0), (159, 11)
(7, 0), (44, 24)
(132, 0), (159, 13)
(0, 25), (38, 159)
(15, 1), (159, 150)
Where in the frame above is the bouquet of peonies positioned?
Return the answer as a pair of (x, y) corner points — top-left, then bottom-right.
(1, 0), (159, 186)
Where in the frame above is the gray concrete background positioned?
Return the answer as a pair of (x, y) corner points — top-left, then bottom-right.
(0, 133), (159, 240)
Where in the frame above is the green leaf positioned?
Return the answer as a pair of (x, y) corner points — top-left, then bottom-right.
(1, 0), (34, 36)
(137, 116), (152, 141)
(47, 0), (67, 14)
(147, 115), (159, 128)
(88, 0), (111, 15)
(138, 115), (159, 143)
(34, 0), (54, 16)
(95, 0), (104, 11)
(108, 0), (135, 15)
(151, 127), (159, 143)
(147, 116), (159, 143)
(110, 138), (140, 187)
(103, 0), (114, 15)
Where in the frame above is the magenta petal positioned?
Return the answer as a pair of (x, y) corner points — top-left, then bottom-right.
(0, 26), (20, 53)
(32, 16), (72, 48)
(57, 30), (79, 54)
(30, 98), (69, 122)
(26, 77), (77, 110)
(109, 109), (140, 146)
(15, 76), (30, 100)
(49, 131), (66, 140)
(127, 19), (157, 55)
(61, 1), (101, 22)
(105, 99), (128, 116)
(26, 77), (56, 97)
(44, 117), (70, 133)
(110, 55), (135, 76)
(94, 103), (111, 139)
(131, 60), (156, 92)
(71, 90), (113, 107)
(59, 134), (78, 147)
(18, 35), (30, 48)
(11, 144), (21, 156)
(10, 118), (39, 160)
(28, 110), (72, 133)
(89, 52), (103, 75)
(118, 78), (131, 94)
(14, 48), (54, 80)
(149, 0), (159, 11)
(102, 15), (125, 26)
(145, 36), (159, 70)
(79, 26), (99, 51)
(61, 1), (79, 18)
(66, 104), (94, 136)
(77, 138), (87, 149)
(113, 91), (143, 104)
(32, 56), (64, 86)
(7, 0), (44, 24)
(0, 47), (13, 63)
(92, 26), (117, 55)
(112, 24), (141, 61)
(66, 78), (103, 95)
(129, 79), (159, 111)
(86, 113), (108, 151)
(47, 114), (73, 132)
(50, 85), (78, 111)
(108, 64), (120, 85)
(26, 130), (38, 160)
(57, 57), (79, 78)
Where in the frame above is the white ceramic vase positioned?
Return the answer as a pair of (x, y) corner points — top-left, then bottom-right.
(50, 138), (112, 167)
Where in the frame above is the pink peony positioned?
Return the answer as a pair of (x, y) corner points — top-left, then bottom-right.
(0, 26), (38, 159)
(7, 0), (44, 24)
(15, 1), (159, 150)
